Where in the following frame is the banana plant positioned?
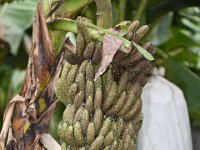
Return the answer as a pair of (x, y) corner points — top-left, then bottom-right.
(0, 0), (155, 149)
(1, 0), (200, 149)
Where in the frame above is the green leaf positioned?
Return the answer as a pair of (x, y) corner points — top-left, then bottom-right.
(48, 18), (131, 51)
(1, 26), (23, 55)
(164, 59), (200, 124)
(49, 18), (154, 60)
(171, 27), (198, 47)
(133, 43), (154, 61)
(0, 0), (37, 55)
(146, 0), (200, 22)
(0, 0), (37, 29)
(151, 13), (173, 45)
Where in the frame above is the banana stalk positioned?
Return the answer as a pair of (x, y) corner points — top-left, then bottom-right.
(56, 19), (154, 149)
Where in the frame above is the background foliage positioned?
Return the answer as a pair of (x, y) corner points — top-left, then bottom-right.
(0, 0), (200, 140)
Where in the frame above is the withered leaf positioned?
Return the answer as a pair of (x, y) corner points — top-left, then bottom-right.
(32, 1), (55, 88)
(35, 101), (57, 133)
(40, 133), (61, 150)
(64, 38), (76, 54)
(94, 29), (123, 81)
(0, 95), (25, 147)
(27, 1), (57, 120)
(8, 2), (59, 149)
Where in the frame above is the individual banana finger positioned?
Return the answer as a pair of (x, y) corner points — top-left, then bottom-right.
(58, 122), (67, 141)
(123, 98), (142, 121)
(93, 108), (103, 135)
(74, 91), (84, 112)
(104, 69), (113, 97)
(94, 87), (103, 109)
(76, 33), (85, 62)
(55, 81), (69, 105)
(92, 42), (102, 64)
(99, 117), (112, 137)
(95, 76), (102, 89)
(86, 62), (95, 80)
(119, 42), (152, 67)
(130, 60), (152, 83)
(74, 122), (85, 147)
(104, 131), (114, 147)
(85, 96), (94, 114)
(69, 83), (78, 103)
(115, 118), (124, 138)
(66, 64), (79, 87)
(81, 109), (89, 135)
(64, 125), (76, 146)
(129, 82), (142, 97)
(89, 135), (104, 150)
(102, 82), (117, 112)
(77, 17), (91, 45)
(83, 41), (95, 60)
(75, 73), (86, 92)
(126, 60), (147, 78)
(125, 20), (140, 40)
(86, 80), (95, 99)
(63, 104), (75, 124)
(125, 82), (132, 92)
(74, 106), (84, 122)
(55, 63), (72, 104)
(60, 62), (72, 77)
(146, 42), (155, 54)
(122, 123), (135, 139)
(143, 41), (153, 53)
(78, 60), (88, 75)
(87, 122), (95, 145)
(119, 51), (142, 67)
(132, 63), (153, 87)
(134, 120), (143, 135)
(132, 25), (149, 43)
(106, 91), (126, 116)
(134, 113), (143, 127)
(117, 72), (129, 93)
(117, 92), (135, 116)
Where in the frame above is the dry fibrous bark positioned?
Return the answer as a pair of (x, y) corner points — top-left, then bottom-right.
(55, 19), (155, 150)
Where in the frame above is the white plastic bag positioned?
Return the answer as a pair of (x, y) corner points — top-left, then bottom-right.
(137, 68), (193, 150)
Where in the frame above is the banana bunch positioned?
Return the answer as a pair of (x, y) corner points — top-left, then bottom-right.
(55, 20), (154, 150)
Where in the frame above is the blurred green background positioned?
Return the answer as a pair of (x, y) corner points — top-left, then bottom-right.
(0, 0), (200, 145)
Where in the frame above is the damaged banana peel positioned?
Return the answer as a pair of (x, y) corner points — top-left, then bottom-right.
(55, 16), (155, 150)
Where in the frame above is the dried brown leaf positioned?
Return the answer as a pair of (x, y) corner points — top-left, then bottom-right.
(8, 2), (60, 149)
(0, 95), (25, 148)
(40, 133), (61, 150)
(32, 2), (55, 87)
(64, 38), (76, 54)
(94, 29), (123, 81)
